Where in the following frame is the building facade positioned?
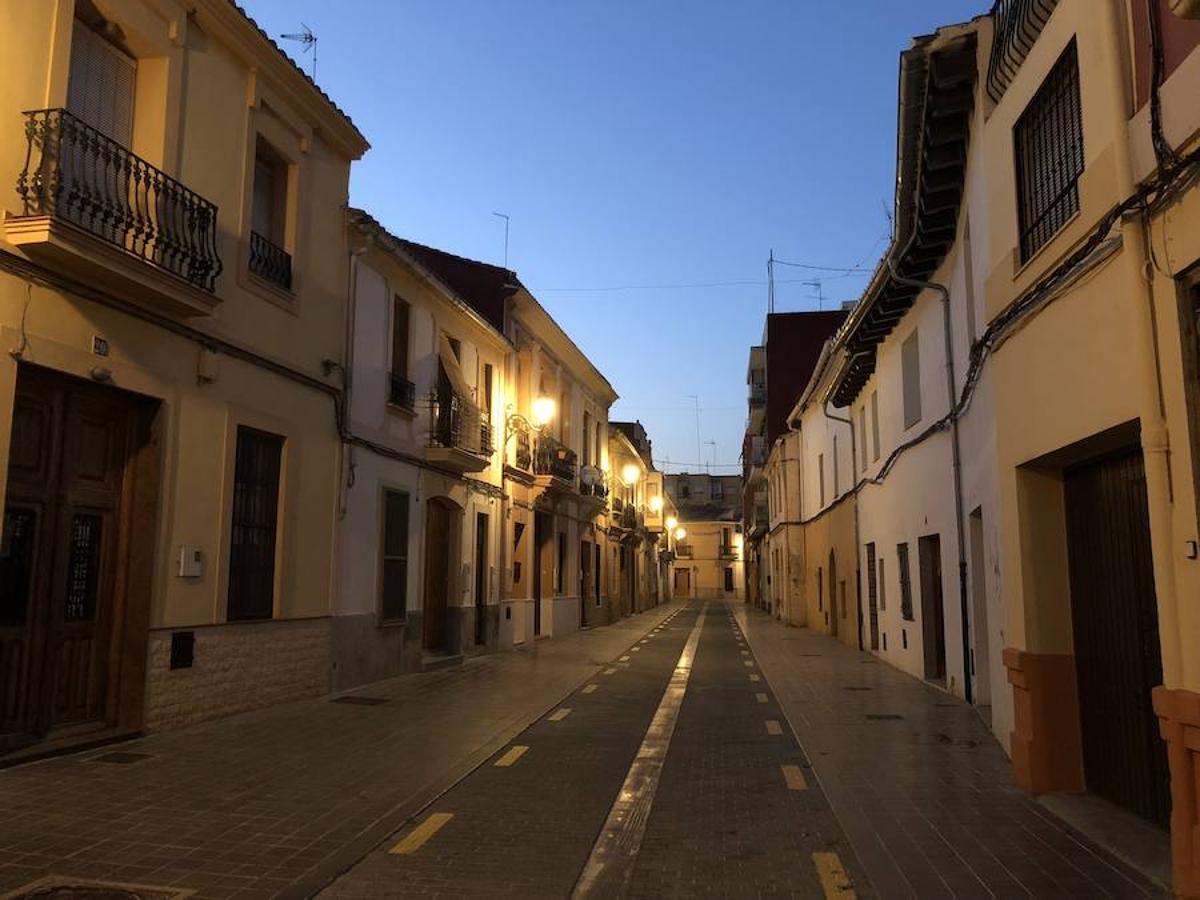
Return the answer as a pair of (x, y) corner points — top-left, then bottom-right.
(0, 0), (368, 750)
(665, 472), (743, 600)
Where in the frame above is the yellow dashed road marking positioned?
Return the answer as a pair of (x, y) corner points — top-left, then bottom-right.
(756, 692), (768, 703)
(603, 667), (617, 675)
(549, 707), (572, 721)
(743, 660), (754, 668)
(389, 812), (453, 854)
(582, 684), (598, 694)
(765, 720), (783, 735)
(619, 655), (631, 662)
(749, 673), (761, 682)
(494, 745), (528, 767)
(781, 764), (808, 790)
(631, 647), (641, 652)
(812, 851), (856, 898)
(741, 650), (750, 656)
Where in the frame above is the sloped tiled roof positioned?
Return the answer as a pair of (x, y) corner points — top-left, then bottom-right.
(395, 239), (518, 335)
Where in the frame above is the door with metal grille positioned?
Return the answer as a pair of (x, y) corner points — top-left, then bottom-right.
(0, 367), (142, 749)
(1064, 449), (1170, 828)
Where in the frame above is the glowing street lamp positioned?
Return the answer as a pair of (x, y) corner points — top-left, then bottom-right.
(531, 396), (556, 428)
(648, 495), (664, 513)
(666, 516), (678, 531)
(620, 462), (641, 485)
(673, 527), (687, 541)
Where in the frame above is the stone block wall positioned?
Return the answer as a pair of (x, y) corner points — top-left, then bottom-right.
(143, 618), (332, 731)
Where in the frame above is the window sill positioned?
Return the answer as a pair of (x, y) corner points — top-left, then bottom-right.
(1012, 206), (1082, 282)
(378, 617), (407, 629)
(386, 402), (418, 420)
(239, 261), (299, 315)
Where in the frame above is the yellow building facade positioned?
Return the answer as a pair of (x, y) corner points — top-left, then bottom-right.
(0, 0), (367, 752)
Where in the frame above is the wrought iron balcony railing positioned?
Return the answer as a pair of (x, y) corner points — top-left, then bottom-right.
(249, 230), (292, 291)
(428, 389), (491, 458)
(749, 383), (766, 406)
(16, 108), (221, 292)
(535, 435), (577, 483)
(579, 465), (608, 499)
(621, 505), (637, 530)
(675, 544), (693, 558)
(389, 373), (416, 411)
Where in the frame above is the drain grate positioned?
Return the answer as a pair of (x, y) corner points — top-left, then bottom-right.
(6, 877), (189, 899)
(865, 713), (904, 721)
(332, 695), (389, 706)
(843, 686), (872, 692)
(92, 751), (153, 765)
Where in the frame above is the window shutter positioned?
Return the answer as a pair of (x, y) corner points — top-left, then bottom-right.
(381, 490), (409, 622)
(392, 297), (410, 378)
(902, 331), (922, 428)
(68, 21), (135, 146)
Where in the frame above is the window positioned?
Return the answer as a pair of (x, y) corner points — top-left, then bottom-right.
(680, 481), (690, 499)
(380, 490), (409, 622)
(866, 542), (878, 650)
(228, 426), (283, 621)
(512, 522), (525, 585)
(724, 567), (734, 592)
(556, 532), (566, 594)
(68, 19), (135, 146)
(897, 542), (914, 621)
(858, 407), (868, 473)
(817, 567), (823, 611)
(582, 411), (592, 466)
(878, 556), (886, 611)
(902, 330), (922, 429)
(389, 296), (413, 409)
(580, 540), (591, 599)
(818, 454), (825, 507)
(1015, 40), (1083, 263)
(250, 139), (292, 290)
(711, 480), (723, 499)
(870, 391), (881, 462)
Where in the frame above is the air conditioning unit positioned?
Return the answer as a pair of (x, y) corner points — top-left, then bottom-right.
(1170, 0), (1200, 19)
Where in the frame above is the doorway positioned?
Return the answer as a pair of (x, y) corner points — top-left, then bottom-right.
(1064, 449), (1170, 827)
(423, 498), (457, 653)
(533, 511), (551, 636)
(968, 508), (991, 707)
(579, 539), (591, 627)
(918, 533), (946, 682)
(827, 550), (838, 638)
(474, 512), (488, 646)
(0, 365), (157, 752)
(866, 543), (879, 651)
(673, 567), (690, 598)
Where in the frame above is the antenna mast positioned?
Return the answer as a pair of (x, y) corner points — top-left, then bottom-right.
(493, 212), (510, 268)
(280, 24), (318, 80)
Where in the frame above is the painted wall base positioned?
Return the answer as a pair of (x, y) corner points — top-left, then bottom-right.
(1154, 687), (1200, 899)
(1003, 647), (1084, 794)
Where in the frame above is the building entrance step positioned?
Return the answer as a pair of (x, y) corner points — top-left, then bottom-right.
(421, 653), (464, 672)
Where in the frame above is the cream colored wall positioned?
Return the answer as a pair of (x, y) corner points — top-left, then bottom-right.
(673, 521), (742, 600)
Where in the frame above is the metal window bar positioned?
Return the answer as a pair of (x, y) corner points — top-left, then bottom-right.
(428, 389), (490, 457)
(986, 0), (1059, 103)
(249, 230), (292, 291)
(534, 434), (578, 482)
(1015, 40), (1083, 262)
(16, 108), (222, 291)
(228, 428), (283, 621)
(513, 428), (532, 471)
(389, 374), (416, 411)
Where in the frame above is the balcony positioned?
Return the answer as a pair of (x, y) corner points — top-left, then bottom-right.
(7, 108), (222, 316)
(388, 373), (416, 412)
(675, 544), (693, 559)
(578, 465), (608, 518)
(425, 389), (492, 473)
(720, 544), (739, 559)
(749, 382), (766, 407)
(534, 435), (577, 490)
(249, 230), (292, 292)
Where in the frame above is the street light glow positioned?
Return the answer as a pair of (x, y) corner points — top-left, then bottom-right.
(621, 462), (641, 485)
(666, 516), (678, 530)
(674, 527), (687, 541)
(649, 495), (664, 512)
(531, 396), (556, 427)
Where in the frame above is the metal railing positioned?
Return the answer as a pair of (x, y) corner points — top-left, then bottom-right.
(249, 230), (292, 291)
(535, 435), (577, 482)
(579, 465), (608, 499)
(513, 428), (532, 471)
(675, 544), (693, 558)
(389, 374), (416, 411)
(16, 108), (221, 291)
(749, 383), (766, 406)
(428, 389), (491, 457)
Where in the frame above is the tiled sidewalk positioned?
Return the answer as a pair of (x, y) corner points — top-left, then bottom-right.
(734, 605), (1166, 899)
(0, 604), (682, 900)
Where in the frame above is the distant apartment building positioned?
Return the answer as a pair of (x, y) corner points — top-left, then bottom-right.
(665, 472), (743, 600)
(742, 311), (846, 610)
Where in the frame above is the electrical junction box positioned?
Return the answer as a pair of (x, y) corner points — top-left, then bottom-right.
(177, 545), (203, 578)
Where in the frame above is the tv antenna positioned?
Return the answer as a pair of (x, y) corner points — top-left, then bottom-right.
(493, 212), (510, 268)
(803, 278), (825, 310)
(281, 24), (318, 80)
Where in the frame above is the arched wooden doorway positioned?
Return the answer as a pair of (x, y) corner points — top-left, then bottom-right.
(423, 497), (461, 653)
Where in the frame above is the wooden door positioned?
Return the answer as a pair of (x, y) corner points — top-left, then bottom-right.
(423, 500), (452, 652)
(918, 534), (946, 681)
(828, 550), (838, 638)
(473, 513), (488, 646)
(673, 568), (690, 597)
(1065, 449), (1170, 827)
(0, 367), (140, 749)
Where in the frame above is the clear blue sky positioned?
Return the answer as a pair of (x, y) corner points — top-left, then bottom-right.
(245, 0), (981, 474)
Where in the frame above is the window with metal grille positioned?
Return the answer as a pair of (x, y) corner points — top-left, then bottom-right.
(227, 426), (283, 621)
(724, 567), (734, 592)
(897, 541), (915, 622)
(380, 490), (409, 622)
(1015, 40), (1084, 263)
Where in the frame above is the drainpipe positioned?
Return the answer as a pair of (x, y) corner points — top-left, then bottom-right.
(1101, 1), (1183, 687)
(822, 399), (864, 651)
(887, 259), (972, 705)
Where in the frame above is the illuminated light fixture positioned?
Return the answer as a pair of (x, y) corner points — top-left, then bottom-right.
(621, 463), (641, 485)
(648, 495), (664, 512)
(674, 527), (687, 541)
(666, 516), (678, 531)
(531, 396), (556, 427)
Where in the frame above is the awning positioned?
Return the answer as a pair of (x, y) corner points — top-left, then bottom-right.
(438, 333), (475, 401)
